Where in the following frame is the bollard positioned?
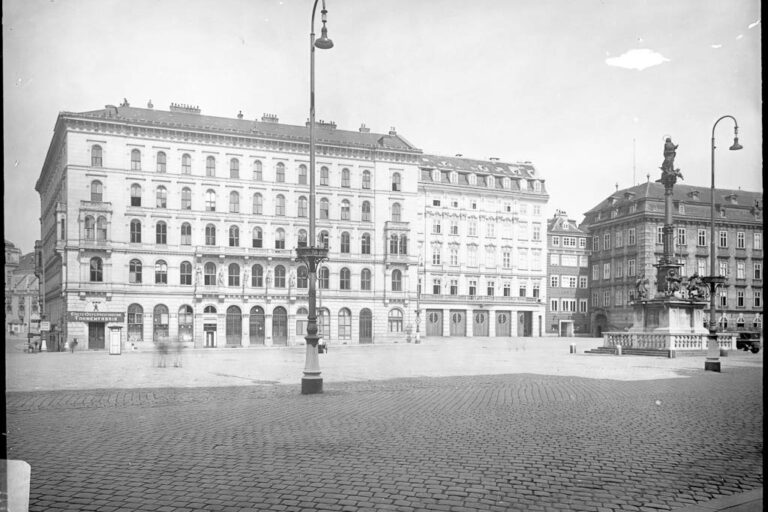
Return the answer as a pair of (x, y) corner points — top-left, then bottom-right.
(569, 343), (576, 354)
(616, 344), (622, 356)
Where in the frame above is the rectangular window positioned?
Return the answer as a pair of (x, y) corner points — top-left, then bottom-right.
(550, 299), (558, 312)
(719, 259), (729, 277)
(719, 231), (728, 247)
(754, 232), (762, 250)
(603, 262), (610, 280)
(628, 228), (636, 246)
(468, 280), (477, 296)
(754, 262), (762, 280)
(468, 221), (477, 237)
(432, 220), (441, 234)
(432, 279), (441, 295)
(736, 261), (745, 279)
(552, 236), (560, 246)
(698, 229), (707, 246)
(432, 248), (441, 265)
(567, 276), (578, 288)
(516, 248), (528, 270)
(450, 248), (458, 266)
(615, 231), (623, 248)
(517, 222), (528, 240)
(592, 236), (599, 251)
(468, 246), (478, 267)
(561, 254), (577, 267)
(603, 233), (610, 250)
(615, 260), (623, 278)
(503, 251), (511, 269)
(432, 199), (441, 206)
(531, 249), (542, 270)
(503, 283), (511, 297)
(532, 224), (541, 241)
(486, 223), (495, 238)
(592, 291), (599, 307)
(755, 291), (762, 308)
(657, 226), (664, 244)
(519, 284), (527, 297)
(592, 264), (599, 281)
(550, 253), (559, 266)
(737, 232), (745, 249)
(562, 237), (576, 247)
(579, 238), (586, 249)
(451, 222), (459, 235)
(676, 228), (687, 246)
(579, 299), (587, 313)
(579, 276), (588, 288)
(550, 275), (559, 287)
(487, 281), (495, 296)
(603, 290), (610, 307)
(628, 259), (636, 277)
(697, 258), (707, 276)
(737, 290), (745, 307)
(719, 288), (728, 307)
(450, 279), (458, 295)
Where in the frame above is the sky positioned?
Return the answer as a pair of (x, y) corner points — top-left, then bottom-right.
(3, 0), (762, 254)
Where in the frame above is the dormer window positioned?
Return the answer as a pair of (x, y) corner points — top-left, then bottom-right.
(678, 203), (685, 214)
(468, 173), (477, 186)
(725, 194), (738, 204)
(688, 190), (700, 200)
(533, 180), (541, 192)
(610, 209), (618, 219)
(503, 177), (510, 189)
(486, 175), (495, 188)
(450, 171), (458, 184)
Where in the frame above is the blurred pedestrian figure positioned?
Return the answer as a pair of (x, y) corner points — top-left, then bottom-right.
(156, 338), (168, 367)
(70, 338), (78, 353)
(172, 338), (183, 367)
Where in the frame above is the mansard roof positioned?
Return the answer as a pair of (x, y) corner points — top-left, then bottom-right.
(65, 105), (422, 153)
(547, 214), (587, 235)
(418, 154), (541, 180)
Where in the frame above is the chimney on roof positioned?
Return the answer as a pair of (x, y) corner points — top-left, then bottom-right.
(261, 113), (279, 123)
(389, 127), (397, 136)
(615, 183), (619, 191)
(317, 120), (336, 129)
(455, 154), (463, 158)
(147, 99), (153, 109)
(170, 102), (201, 114)
(489, 157), (500, 162)
(237, 111), (243, 120)
(359, 123), (370, 133)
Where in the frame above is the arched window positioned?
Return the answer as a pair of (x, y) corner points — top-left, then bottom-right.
(90, 257), (103, 282)
(251, 264), (263, 287)
(206, 156), (216, 177)
(297, 229), (308, 248)
(129, 259), (142, 283)
(127, 304), (143, 342)
(297, 266), (308, 288)
(298, 164), (308, 185)
(203, 305), (217, 314)
(205, 224), (216, 246)
(275, 162), (285, 182)
(204, 262), (217, 285)
(275, 228), (285, 249)
(298, 196), (308, 217)
(131, 149), (141, 170)
(253, 193), (263, 214)
(130, 219), (141, 243)
(229, 191), (240, 213)
(318, 267), (329, 289)
(226, 306), (242, 345)
(320, 166), (329, 186)
(90, 180), (103, 202)
(155, 221), (167, 245)
(341, 200), (350, 220)
(153, 304), (169, 340)
(362, 170), (371, 189)
(341, 168), (351, 187)
(229, 225), (240, 247)
(361, 233), (371, 255)
(230, 158), (240, 179)
(180, 261), (192, 285)
(156, 151), (166, 173)
(155, 260), (168, 284)
(181, 153), (191, 174)
(84, 216), (95, 241)
(274, 265), (286, 288)
(228, 263), (240, 286)
(296, 307), (308, 336)
(392, 172), (401, 191)
(391, 269), (402, 291)
(338, 308), (351, 340)
(253, 160), (263, 180)
(130, 184), (142, 206)
(275, 194), (285, 216)
(252, 227), (263, 248)
(391, 202), (402, 222)
(205, 189), (216, 211)
(318, 308), (330, 339)
(181, 187), (192, 210)
(180, 223), (192, 245)
(320, 198), (329, 219)
(156, 186), (167, 208)
(388, 309), (403, 332)
(340, 232), (350, 253)
(178, 305), (194, 341)
(339, 268), (351, 290)
(361, 201), (371, 222)
(318, 231), (329, 250)
(93, 218), (110, 246)
(361, 268), (371, 290)
(91, 145), (102, 167)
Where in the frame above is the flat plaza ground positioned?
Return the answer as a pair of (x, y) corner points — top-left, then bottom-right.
(4, 337), (764, 512)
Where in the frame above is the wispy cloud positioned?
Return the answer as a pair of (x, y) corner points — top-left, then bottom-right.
(605, 49), (670, 70)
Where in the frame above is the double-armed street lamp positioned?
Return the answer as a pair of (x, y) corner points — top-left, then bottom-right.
(296, 0), (334, 394)
(703, 115), (742, 372)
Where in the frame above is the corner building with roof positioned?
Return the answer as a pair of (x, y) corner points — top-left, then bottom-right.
(581, 181), (763, 336)
(416, 155), (548, 338)
(35, 102), (424, 350)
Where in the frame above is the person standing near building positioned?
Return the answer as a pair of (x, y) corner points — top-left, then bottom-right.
(70, 337), (78, 353)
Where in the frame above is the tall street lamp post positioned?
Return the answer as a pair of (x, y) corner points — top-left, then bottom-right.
(296, 0), (333, 394)
(703, 115), (742, 372)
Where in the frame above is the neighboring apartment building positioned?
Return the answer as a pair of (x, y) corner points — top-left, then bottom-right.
(417, 155), (548, 337)
(35, 102), (423, 350)
(5, 240), (41, 336)
(546, 210), (590, 336)
(581, 180), (763, 335)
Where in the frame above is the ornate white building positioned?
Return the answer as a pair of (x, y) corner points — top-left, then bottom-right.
(416, 155), (548, 337)
(35, 102), (422, 349)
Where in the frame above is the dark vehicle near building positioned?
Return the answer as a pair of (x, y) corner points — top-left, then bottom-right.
(734, 330), (762, 353)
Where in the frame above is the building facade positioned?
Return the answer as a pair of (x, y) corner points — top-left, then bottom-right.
(545, 211), (590, 336)
(5, 241), (41, 336)
(581, 181), (763, 335)
(416, 155), (548, 338)
(35, 103), (424, 350)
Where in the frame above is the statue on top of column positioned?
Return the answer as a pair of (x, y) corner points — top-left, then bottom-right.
(660, 137), (684, 179)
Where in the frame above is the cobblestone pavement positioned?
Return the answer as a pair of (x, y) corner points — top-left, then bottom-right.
(6, 365), (763, 511)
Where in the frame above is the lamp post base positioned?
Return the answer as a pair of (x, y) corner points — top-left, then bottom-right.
(301, 377), (323, 394)
(704, 360), (721, 372)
